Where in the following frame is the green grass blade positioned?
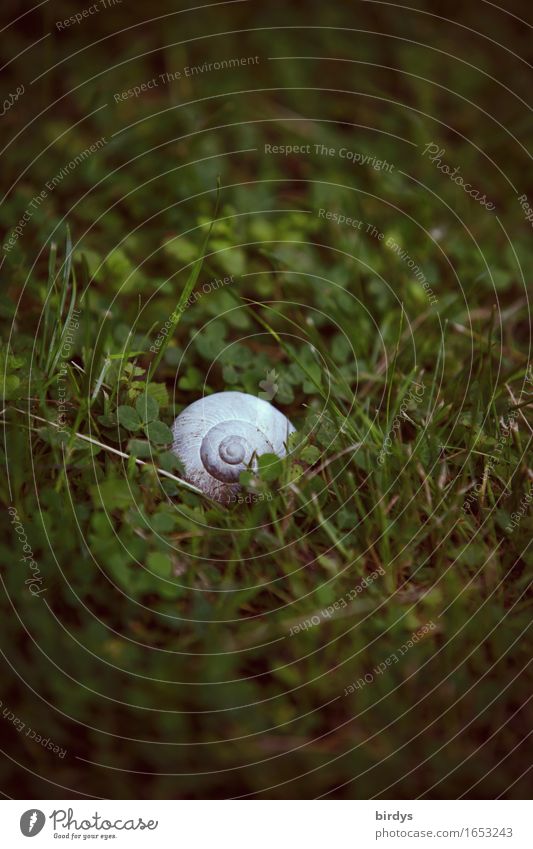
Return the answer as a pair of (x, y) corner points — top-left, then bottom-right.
(147, 184), (221, 383)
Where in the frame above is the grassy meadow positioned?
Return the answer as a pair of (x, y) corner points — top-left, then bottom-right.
(0, 0), (531, 799)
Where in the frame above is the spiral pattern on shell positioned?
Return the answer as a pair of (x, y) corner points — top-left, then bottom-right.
(171, 391), (295, 503)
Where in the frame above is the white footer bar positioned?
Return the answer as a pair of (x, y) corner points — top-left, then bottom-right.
(1, 800), (530, 848)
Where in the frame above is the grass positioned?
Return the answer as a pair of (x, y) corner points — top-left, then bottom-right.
(0, 0), (531, 800)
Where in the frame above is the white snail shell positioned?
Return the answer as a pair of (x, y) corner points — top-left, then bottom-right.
(172, 391), (295, 503)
